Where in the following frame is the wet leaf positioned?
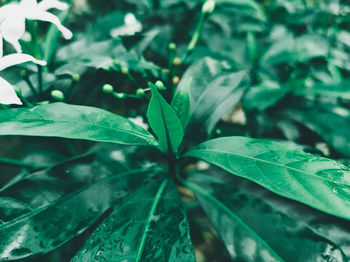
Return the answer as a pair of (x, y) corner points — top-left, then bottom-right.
(171, 77), (191, 130)
(178, 57), (248, 136)
(183, 170), (348, 261)
(147, 83), (184, 153)
(0, 103), (158, 148)
(72, 179), (195, 262)
(0, 145), (162, 260)
(283, 100), (350, 157)
(184, 136), (350, 220)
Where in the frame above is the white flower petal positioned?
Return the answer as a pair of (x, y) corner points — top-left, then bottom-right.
(0, 53), (46, 71)
(0, 77), (22, 105)
(1, 15), (26, 53)
(38, 0), (68, 11)
(26, 11), (73, 39)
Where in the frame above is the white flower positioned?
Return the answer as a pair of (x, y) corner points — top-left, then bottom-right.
(0, 0), (73, 56)
(0, 53), (46, 105)
(110, 13), (142, 38)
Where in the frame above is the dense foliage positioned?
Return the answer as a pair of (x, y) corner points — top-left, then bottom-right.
(1, 0), (350, 261)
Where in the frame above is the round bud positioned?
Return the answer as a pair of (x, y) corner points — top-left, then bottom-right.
(121, 66), (129, 74)
(155, 80), (166, 90)
(72, 74), (80, 82)
(168, 42), (176, 51)
(172, 76), (180, 85)
(136, 88), (145, 96)
(13, 85), (21, 95)
(20, 70), (27, 78)
(114, 92), (126, 99)
(172, 57), (181, 66)
(51, 90), (65, 101)
(113, 59), (120, 66)
(202, 0), (215, 14)
(102, 84), (114, 94)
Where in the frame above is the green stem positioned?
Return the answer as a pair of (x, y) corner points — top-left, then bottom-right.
(0, 157), (51, 171)
(37, 65), (44, 96)
(23, 75), (38, 97)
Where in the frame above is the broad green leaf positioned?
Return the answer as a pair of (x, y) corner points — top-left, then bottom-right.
(261, 34), (329, 66)
(147, 83), (184, 153)
(0, 145), (162, 260)
(178, 57), (248, 136)
(283, 101), (350, 157)
(171, 77), (191, 129)
(184, 136), (350, 220)
(183, 170), (347, 261)
(72, 178), (195, 262)
(243, 80), (288, 111)
(0, 103), (158, 148)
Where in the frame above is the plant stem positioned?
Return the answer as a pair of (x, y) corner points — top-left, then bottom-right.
(0, 157), (50, 171)
(37, 65), (44, 96)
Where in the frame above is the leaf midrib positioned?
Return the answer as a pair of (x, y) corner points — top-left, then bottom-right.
(135, 179), (168, 262)
(0, 167), (161, 230)
(183, 179), (284, 262)
(186, 148), (350, 188)
(1, 118), (156, 145)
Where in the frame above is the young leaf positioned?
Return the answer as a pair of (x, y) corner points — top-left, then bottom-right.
(171, 77), (191, 129)
(0, 103), (158, 148)
(183, 172), (347, 261)
(72, 178), (195, 262)
(147, 83), (184, 153)
(184, 136), (350, 221)
(0, 146), (161, 260)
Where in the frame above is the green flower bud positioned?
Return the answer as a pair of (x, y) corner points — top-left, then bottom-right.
(114, 92), (126, 99)
(121, 66), (129, 74)
(155, 80), (166, 90)
(20, 70), (27, 78)
(13, 85), (21, 95)
(168, 42), (176, 50)
(51, 90), (65, 101)
(102, 84), (114, 94)
(72, 74), (80, 82)
(202, 0), (215, 14)
(113, 59), (120, 66)
(136, 88), (145, 96)
(172, 57), (181, 66)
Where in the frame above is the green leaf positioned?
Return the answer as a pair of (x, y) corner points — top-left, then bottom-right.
(294, 82), (350, 99)
(0, 103), (158, 148)
(243, 80), (288, 111)
(171, 77), (191, 129)
(184, 136), (350, 220)
(147, 83), (184, 153)
(71, 178), (195, 262)
(283, 101), (350, 157)
(0, 146), (162, 260)
(183, 171), (348, 261)
(178, 57), (248, 136)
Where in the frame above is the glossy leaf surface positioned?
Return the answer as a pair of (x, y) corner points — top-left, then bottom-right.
(183, 170), (347, 261)
(147, 83), (184, 153)
(72, 179), (195, 262)
(0, 103), (158, 147)
(178, 57), (248, 136)
(283, 100), (350, 157)
(0, 145), (162, 260)
(184, 136), (350, 220)
(171, 77), (191, 130)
